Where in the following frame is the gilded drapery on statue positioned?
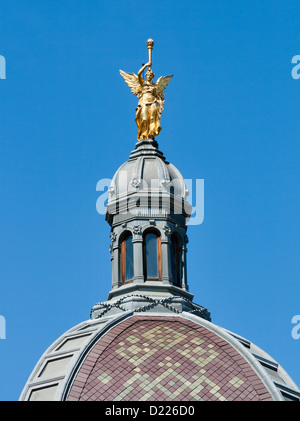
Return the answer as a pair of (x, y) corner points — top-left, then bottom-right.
(120, 39), (173, 140)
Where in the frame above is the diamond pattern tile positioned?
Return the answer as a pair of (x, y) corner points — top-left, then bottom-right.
(67, 316), (272, 401)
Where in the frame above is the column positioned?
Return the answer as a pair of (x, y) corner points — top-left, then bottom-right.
(111, 245), (120, 289)
(181, 245), (188, 291)
(132, 236), (144, 283)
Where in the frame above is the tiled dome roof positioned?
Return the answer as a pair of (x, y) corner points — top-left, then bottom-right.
(67, 316), (273, 401)
(19, 308), (300, 401)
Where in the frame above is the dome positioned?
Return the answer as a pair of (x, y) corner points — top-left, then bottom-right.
(110, 156), (187, 199)
(106, 139), (191, 223)
(19, 307), (300, 401)
(67, 316), (275, 401)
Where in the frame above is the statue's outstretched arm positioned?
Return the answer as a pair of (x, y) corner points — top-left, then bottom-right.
(138, 61), (151, 85)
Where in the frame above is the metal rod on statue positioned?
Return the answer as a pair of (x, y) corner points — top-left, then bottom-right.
(147, 38), (154, 69)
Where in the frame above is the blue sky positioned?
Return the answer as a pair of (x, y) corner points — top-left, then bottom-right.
(0, 0), (300, 400)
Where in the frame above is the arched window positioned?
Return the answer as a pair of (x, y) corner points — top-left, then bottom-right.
(170, 234), (180, 286)
(120, 233), (134, 284)
(143, 230), (161, 280)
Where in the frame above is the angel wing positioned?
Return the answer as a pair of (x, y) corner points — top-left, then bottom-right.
(156, 75), (173, 100)
(119, 70), (143, 98)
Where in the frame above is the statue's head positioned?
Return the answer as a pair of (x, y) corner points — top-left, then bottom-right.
(145, 69), (155, 82)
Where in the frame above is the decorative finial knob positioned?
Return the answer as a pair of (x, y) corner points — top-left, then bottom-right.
(146, 38), (154, 48)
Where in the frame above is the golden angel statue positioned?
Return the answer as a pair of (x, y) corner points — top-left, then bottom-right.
(120, 39), (173, 140)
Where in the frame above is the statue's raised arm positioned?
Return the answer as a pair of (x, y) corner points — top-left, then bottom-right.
(137, 61), (151, 86)
(119, 39), (173, 141)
